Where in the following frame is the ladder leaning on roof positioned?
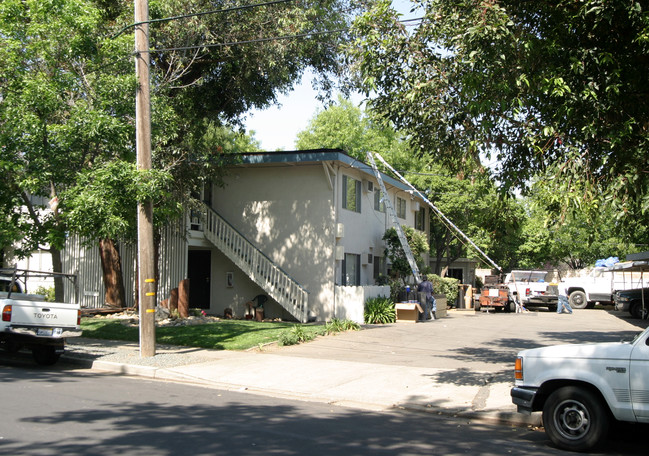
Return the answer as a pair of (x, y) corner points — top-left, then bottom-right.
(366, 152), (422, 284)
(371, 152), (502, 274)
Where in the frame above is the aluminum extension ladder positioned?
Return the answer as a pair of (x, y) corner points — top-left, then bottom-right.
(366, 152), (422, 284)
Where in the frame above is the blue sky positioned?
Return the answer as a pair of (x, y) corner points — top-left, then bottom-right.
(244, 1), (415, 151)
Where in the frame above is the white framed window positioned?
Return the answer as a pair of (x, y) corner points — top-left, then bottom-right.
(373, 256), (387, 281)
(342, 175), (361, 213)
(374, 189), (385, 212)
(396, 196), (406, 219)
(342, 253), (361, 286)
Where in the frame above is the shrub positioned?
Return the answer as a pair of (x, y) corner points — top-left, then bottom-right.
(324, 318), (360, 333)
(278, 325), (314, 346)
(429, 274), (459, 304)
(34, 286), (55, 302)
(364, 296), (396, 324)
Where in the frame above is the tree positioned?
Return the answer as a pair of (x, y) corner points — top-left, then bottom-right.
(383, 226), (429, 284)
(515, 180), (647, 270)
(295, 98), (522, 273)
(347, 0), (649, 239)
(413, 168), (522, 274)
(296, 95), (413, 162)
(1, 0), (355, 301)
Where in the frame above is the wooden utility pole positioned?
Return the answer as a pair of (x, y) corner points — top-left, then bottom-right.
(134, 0), (155, 357)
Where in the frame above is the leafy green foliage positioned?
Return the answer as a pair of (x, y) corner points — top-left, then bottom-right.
(324, 318), (361, 333)
(364, 296), (395, 324)
(278, 325), (316, 346)
(515, 181), (646, 269)
(383, 226), (429, 283)
(347, 0), (649, 240)
(1, 0), (358, 297)
(429, 274), (458, 305)
(33, 286), (56, 303)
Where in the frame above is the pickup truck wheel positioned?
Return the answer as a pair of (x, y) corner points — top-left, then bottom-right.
(32, 346), (61, 366)
(569, 291), (588, 309)
(542, 386), (609, 452)
(629, 301), (645, 319)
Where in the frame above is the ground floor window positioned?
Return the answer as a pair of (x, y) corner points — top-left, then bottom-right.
(373, 256), (386, 281)
(342, 253), (361, 286)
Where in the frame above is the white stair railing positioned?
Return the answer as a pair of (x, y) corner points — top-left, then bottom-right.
(200, 204), (309, 323)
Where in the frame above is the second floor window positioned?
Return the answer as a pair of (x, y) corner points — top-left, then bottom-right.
(343, 175), (361, 213)
(374, 189), (385, 212)
(396, 196), (406, 219)
(415, 207), (426, 231)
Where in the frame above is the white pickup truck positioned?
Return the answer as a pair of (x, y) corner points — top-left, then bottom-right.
(1, 270), (81, 365)
(511, 327), (649, 451)
(504, 270), (558, 311)
(560, 266), (648, 309)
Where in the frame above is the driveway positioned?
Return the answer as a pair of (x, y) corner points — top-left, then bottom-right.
(271, 308), (649, 384)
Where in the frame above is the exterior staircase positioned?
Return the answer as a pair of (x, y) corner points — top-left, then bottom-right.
(200, 203), (309, 323)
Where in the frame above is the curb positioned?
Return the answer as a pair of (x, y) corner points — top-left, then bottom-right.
(61, 354), (542, 428)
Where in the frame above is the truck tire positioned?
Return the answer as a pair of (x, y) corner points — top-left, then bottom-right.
(542, 386), (609, 452)
(569, 291), (588, 309)
(629, 301), (647, 319)
(32, 346), (61, 366)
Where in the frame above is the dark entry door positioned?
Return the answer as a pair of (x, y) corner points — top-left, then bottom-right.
(187, 250), (211, 309)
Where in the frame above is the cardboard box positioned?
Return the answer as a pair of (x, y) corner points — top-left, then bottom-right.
(395, 302), (423, 323)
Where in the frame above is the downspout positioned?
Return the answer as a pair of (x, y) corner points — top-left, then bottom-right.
(333, 163), (339, 319)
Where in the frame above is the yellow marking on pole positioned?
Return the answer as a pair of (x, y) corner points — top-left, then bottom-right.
(146, 308), (155, 313)
(145, 292), (156, 296)
(145, 278), (155, 283)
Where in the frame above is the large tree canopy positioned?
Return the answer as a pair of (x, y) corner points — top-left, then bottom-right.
(348, 0), (649, 236)
(295, 97), (522, 272)
(1, 0), (354, 248)
(1, 0), (355, 301)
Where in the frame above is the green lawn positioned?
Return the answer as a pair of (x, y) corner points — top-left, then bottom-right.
(80, 318), (343, 351)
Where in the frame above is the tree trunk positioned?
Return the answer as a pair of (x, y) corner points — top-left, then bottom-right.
(99, 238), (126, 308)
(50, 246), (65, 303)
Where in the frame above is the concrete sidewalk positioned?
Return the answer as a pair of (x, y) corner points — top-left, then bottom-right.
(62, 309), (648, 427)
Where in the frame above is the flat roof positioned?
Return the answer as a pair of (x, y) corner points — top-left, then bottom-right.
(230, 149), (422, 195)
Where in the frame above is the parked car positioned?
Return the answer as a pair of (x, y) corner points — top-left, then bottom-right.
(511, 327), (649, 451)
(614, 287), (649, 319)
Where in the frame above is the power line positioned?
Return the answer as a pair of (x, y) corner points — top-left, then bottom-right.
(148, 29), (345, 55)
(113, 0), (298, 38)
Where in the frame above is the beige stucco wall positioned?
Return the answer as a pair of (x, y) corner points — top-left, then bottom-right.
(211, 163), (336, 319)
(336, 165), (428, 286)
(205, 159), (429, 321)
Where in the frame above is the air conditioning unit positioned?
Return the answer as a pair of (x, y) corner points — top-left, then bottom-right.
(363, 180), (374, 193)
(335, 245), (345, 261)
(336, 223), (345, 239)
(412, 201), (421, 211)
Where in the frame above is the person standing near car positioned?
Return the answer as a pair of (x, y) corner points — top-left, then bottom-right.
(557, 285), (573, 314)
(417, 275), (436, 320)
